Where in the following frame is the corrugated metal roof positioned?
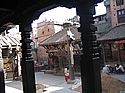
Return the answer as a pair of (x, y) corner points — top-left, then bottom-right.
(97, 24), (125, 41)
(0, 39), (7, 46)
(0, 35), (20, 47)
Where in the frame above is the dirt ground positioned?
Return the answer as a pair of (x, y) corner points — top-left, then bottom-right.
(73, 73), (125, 93)
(36, 84), (46, 90)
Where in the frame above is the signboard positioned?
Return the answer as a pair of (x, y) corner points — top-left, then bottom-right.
(114, 40), (125, 44)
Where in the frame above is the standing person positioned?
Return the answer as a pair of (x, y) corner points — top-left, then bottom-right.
(64, 67), (70, 82)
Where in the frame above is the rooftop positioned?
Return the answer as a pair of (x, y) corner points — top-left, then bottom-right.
(97, 24), (125, 41)
(40, 28), (81, 45)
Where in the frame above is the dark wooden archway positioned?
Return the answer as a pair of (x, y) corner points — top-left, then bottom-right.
(0, 0), (103, 93)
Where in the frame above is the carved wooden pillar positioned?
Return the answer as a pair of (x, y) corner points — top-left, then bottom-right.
(76, 1), (102, 93)
(102, 43), (106, 64)
(117, 44), (121, 63)
(0, 67), (5, 93)
(109, 43), (112, 59)
(20, 24), (36, 93)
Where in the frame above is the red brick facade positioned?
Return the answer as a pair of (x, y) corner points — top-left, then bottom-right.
(32, 21), (55, 62)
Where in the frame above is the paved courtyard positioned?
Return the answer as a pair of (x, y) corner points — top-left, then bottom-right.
(5, 72), (80, 93)
(110, 74), (125, 83)
(5, 72), (125, 93)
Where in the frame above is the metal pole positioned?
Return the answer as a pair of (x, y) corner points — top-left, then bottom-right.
(66, 27), (75, 82)
(69, 43), (75, 81)
(20, 24), (36, 93)
(76, 1), (102, 93)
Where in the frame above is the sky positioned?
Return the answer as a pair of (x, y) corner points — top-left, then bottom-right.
(95, 2), (106, 16)
(32, 2), (106, 27)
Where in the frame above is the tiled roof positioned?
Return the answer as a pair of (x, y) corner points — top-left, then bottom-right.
(40, 28), (81, 45)
(97, 24), (125, 41)
(95, 22), (112, 34)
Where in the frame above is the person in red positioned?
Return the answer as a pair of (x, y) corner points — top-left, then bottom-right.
(64, 67), (70, 82)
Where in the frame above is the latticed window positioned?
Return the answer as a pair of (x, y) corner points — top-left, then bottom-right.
(117, 9), (125, 23)
(116, 0), (124, 6)
(2, 48), (9, 58)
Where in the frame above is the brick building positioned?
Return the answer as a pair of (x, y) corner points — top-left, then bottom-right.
(104, 0), (125, 27)
(32, 21), (56, 63)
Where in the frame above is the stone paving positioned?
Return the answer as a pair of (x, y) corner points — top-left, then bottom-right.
(35, 72), (80, 93)
(5, 72), (80, 93)
(5, 72), (125, 93)
(110, 74), (125, 93)
(110, 74), (125, 83)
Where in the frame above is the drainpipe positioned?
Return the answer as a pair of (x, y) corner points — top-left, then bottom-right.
(69, 42), (75, 81)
